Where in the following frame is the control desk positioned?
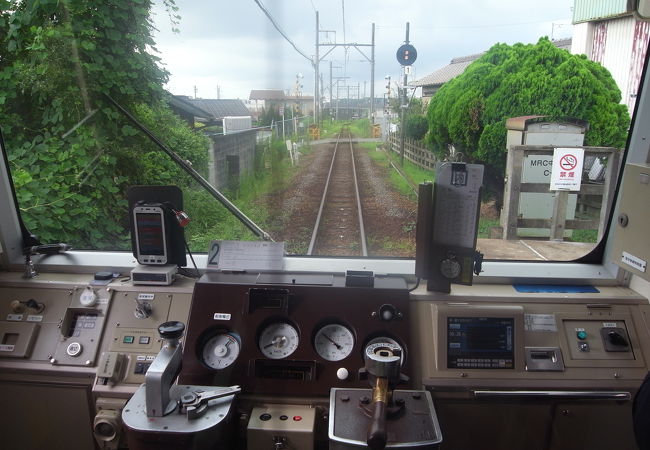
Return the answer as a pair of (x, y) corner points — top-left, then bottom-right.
(0, 272), (649, 450)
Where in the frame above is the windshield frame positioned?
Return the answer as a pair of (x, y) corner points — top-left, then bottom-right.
(2, 7), (650, 284)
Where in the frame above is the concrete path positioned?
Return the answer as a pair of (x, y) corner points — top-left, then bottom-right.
(477, 238), (596, 260)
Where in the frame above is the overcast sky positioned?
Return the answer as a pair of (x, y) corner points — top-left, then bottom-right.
(151, 0), (574, 101)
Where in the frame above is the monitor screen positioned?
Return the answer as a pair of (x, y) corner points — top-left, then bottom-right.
(135, 212), (165, 256)
(447, 317), (514, 369)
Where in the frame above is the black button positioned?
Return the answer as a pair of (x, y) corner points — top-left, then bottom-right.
(280, 415), (288, 421)
(260, 413), (272, 421)
(134, 363), (145, 374)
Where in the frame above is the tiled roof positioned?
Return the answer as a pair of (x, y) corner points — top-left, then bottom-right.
(169, 95), (212, 118)
(414, 39), (573, 88)
(249, 89), (286, 100)
(412, 53), (484, 87)
(188, 99), (250, 119)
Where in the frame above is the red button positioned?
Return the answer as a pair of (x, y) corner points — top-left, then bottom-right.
(293, 416), (302, 421)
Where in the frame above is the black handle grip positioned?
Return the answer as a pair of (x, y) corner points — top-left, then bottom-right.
(366, 400), (387, 450)
(158, 321), (185, 339)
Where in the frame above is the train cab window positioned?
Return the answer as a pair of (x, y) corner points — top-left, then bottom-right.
(4, 3), (650, 450)
(0, 0), (648, 279)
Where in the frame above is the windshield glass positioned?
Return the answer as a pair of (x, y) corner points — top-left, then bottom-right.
(0, 1), (642, 261)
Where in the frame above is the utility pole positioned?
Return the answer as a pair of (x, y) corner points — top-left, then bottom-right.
(330, 61), (334, 105)
(347, 85), (350, 120)
(320, 72), (325, 115)
(400, 23), (410, 166)
(314, 11), (320, 124)
(370, 23), (375, 123)
(357, 82), (361, 118)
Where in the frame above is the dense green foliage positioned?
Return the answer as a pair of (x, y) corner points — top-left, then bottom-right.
(404, 115), (428, 141)
(0, 0), (209, 249)
(426, 38), (630, 173)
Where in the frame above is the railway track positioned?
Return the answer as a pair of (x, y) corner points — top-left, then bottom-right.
(307, 128), (368, 256)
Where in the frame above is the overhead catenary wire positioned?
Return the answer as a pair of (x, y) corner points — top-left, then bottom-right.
(252, 0), (313, 64)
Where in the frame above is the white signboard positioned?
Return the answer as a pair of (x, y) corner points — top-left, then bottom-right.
(207, 240), (285, 271)
(550, 148), (584, 191)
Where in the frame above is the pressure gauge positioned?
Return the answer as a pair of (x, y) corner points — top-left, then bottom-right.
(258, 322), (300, 359)
(364, 337), (405, 366)
(201, 332), (241, 370)
(314, 323), (355, 361)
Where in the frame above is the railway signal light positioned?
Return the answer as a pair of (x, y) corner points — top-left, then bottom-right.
(396, 44), (417, 66)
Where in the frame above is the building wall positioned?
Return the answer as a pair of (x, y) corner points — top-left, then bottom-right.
(208, 129), (257, 190)
(571, 15), (650, 114)
(573, 0), (631, 23)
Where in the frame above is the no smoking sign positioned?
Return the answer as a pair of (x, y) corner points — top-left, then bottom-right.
(559, 154), (578, 171)
(550, 148), (584, 191)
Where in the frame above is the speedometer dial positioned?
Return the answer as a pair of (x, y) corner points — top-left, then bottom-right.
(201, 332), (241, 370)
(314, 324), (355, 361)
(258, 322), (300, 359)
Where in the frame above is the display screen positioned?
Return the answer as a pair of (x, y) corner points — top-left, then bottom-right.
(447, 317), (514, 369)
(136, 212), (165, 256)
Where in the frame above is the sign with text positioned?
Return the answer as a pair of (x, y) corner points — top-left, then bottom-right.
(207, 240), (285, 271)
(550, 148), (584, 191)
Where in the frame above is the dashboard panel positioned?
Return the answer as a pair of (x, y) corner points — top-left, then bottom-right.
(179, 272), (412, 396)
(1, 273), (650, 449)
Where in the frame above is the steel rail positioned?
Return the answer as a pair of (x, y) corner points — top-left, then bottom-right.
(307, 128), (368, 256)
(348, 133), (368, 256)
(307, 132), (340, 255)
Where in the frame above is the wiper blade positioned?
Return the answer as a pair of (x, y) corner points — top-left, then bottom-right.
(103, 93), (273, 242)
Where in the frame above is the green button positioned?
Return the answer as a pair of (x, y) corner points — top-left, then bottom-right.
(123, 335), (135, 344)
(576, 330), (587, 340)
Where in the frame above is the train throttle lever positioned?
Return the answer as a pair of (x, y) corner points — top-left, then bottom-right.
(362, 342), (406, 450)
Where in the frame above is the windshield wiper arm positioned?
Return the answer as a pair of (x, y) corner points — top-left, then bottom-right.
(103, 93), (273, 242)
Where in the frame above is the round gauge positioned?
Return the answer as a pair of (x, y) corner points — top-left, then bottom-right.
(364, 336), (405, 366)
(201, 332), (241, 370)
(258, 322), (300, 359)
(314, 323), (355, 361)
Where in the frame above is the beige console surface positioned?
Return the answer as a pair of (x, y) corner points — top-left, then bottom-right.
(0, 272), (195, 450)
(409, 284), (650, 450)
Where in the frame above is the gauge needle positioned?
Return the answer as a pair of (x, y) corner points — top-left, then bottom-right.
(323, 334), (342, 350)
(264, 336), (287, 348)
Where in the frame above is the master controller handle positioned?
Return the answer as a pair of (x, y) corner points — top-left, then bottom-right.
(145, 321), (185, 417)
(363, 342), (403, 450)
(159, 321), (185, 341)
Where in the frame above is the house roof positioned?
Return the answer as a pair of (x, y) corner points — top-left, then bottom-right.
(169, 95), (212, 119)
(188, 99), (250, 119)
(414, 38), (573, 89)
(249, 89), (286, 100)
(412, 52), (484, 87)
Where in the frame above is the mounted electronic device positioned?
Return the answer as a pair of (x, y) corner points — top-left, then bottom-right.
(128, 186), (188, 285)
(415, 162), (484, 293)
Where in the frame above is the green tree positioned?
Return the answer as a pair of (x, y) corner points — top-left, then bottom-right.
(404, 115), (428, 141)
(0, 0), (208, 249)
(426, 38), (630, 174)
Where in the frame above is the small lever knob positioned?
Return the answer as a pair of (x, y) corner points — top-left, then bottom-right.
(158, 321), (185, 340)
(608, 330), (629, 347)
